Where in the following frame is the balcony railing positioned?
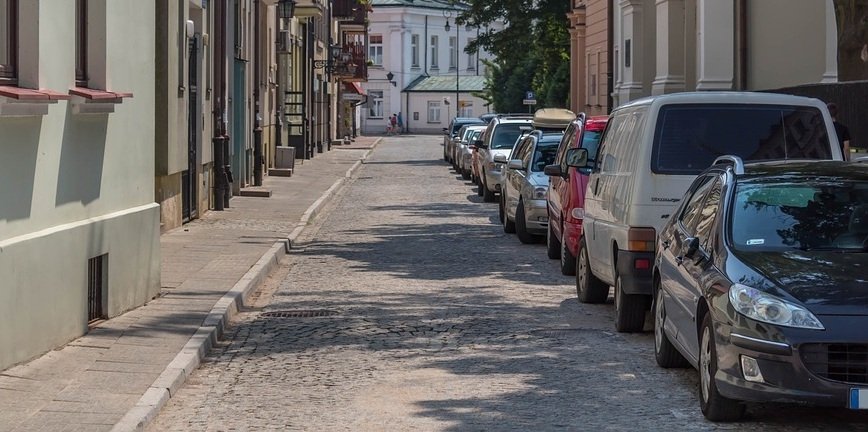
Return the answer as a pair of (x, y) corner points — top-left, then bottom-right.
(333, 0), (367, 23)
(335, 42), (367, 82)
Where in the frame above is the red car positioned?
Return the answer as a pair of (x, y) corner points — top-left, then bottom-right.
(543, 115), (609, 275)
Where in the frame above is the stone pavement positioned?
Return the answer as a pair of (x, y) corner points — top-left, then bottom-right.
(0, 137), (379, 432)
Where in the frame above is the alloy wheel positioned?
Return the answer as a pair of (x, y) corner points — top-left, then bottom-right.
(655, 289), (665, 351)
(701, 326), (712, 404)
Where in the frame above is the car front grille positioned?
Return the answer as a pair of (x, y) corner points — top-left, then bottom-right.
(801, 343), (868, 384)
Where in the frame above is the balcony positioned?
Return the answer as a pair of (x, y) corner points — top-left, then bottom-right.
(294, 0), (325, 18)
(334, 42), (368, 82)
(336, 0), (367, 33)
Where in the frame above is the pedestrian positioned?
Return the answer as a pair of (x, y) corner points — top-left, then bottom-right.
(827, 103), (851, 160)
(396, 112), (404, 134)
(390, 113), (398, 135)
(385, 117), (393, 135)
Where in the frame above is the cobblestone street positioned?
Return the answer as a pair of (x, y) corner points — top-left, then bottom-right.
(150, 135), (868, 431)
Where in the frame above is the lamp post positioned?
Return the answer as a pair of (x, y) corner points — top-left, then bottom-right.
(443, 8), (460, 118)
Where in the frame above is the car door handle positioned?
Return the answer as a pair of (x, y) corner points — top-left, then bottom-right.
(674, 256), (684, 266)
(662, 240), (670, 250)
(593, 177), (600, 195)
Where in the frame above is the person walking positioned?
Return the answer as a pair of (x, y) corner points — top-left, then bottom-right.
(396, 112), (404, 134)
(389, 114), (398, 136)
(828, 103), (851, 160)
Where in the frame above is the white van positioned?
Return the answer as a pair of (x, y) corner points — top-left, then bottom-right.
(575, 92), (843, 332)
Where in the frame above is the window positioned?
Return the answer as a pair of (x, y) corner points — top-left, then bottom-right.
(368, 34), (383, 66)
(448, 36), (456, 70)
(75, 0), (88, 86)
(368, 90), (383, 118)
(466, 38), (476, 70)
(695, 179), (722, 249)
(459, 101), (473, 117)
(430, 35), (439, 69)
(651, 105), (834, 175)
(678, 175), (715, 233)
(411, 34), (419, 67)
(427, 101), (441, 123)
(0, 0), (17, 83)
(532, 140), (561, 172)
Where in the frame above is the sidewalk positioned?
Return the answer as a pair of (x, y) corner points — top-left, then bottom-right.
(0, 137), (380, 432)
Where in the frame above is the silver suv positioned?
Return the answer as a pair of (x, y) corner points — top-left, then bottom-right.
(473, 114), (533, 202)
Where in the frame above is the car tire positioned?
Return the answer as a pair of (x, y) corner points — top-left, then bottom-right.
(577, 238), (609, 304)
(614, 275), (649, 333)
(462, 169), (471, 180)
(559, 226), (576, 275)
(699, 314), (746, 422)
(546, 222), (561, 260)
(498, 194), (506, 224)
(482, 176), (497, 203)
(654, 285), (690, 368)
(477, 179), (484, 196)
(503, 203), (516, 234)
(515, 200), (535, 244)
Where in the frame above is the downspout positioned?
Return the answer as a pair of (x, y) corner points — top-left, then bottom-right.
(606, 0), (614, 113)
(735, 0), (748, 90)
(253, 0), (263, 186)
(212, 0), (228, 210)
(424, 15), (428, 75)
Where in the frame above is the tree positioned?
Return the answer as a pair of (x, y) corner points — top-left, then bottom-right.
(834, 0), (868, 81)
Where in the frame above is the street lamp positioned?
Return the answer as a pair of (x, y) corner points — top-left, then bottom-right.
(277, 0), (296, 20)
(443, 8), (460, 118)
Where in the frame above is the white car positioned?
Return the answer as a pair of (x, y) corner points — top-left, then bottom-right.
(474, 115), (533, 202)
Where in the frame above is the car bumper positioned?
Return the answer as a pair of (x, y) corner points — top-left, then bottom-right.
(523, 200), (549, 233)
(462, 153), (472, 168)
(485, 169), (503, 192)
(712, 315), (868, 408)
(615, 250), (653, 295)
(562, 219), (584, 257)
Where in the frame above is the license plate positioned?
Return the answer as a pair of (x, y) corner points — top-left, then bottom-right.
(850, 389), (868, 409)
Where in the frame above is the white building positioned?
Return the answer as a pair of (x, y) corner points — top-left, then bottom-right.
(0, 0), (160, 370)
(611, 0), (838, 106)
(362, 0), (500, 134)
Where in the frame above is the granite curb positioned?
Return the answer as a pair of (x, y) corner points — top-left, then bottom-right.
(110, 138), (380, 432)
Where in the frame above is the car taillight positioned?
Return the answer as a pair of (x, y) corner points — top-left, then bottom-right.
(626, 227), (656, 252)
(634, 259), (651, 270)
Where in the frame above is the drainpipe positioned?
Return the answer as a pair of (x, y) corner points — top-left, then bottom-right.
(735, 0), (748, 90)
(253, 0), (263, 186)
(213, 0), (228, 210)
(606, 0), (614, 113)
(424, 15), (428, 75)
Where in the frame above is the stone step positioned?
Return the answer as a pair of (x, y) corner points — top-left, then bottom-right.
(268, 168), (293, 177)
(239, 187), (272, 198)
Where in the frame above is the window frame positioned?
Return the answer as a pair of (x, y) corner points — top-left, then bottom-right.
(448, 36), (456, 70)
(466, 38), (476, 70)
(368, 90), (384, 118)
(0, 0), (18, 84)
(427, 100), (441, 123)
(367, 34), (383, 67)
(430, 35), (439, 69)
(75, 0), (88, 87)
(410, 34), (419, 68)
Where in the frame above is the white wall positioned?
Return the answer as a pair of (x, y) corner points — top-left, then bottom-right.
(0, 0), (160, 370)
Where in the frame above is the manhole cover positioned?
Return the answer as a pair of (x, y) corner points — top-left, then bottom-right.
(529, 328), (607, 338)
(261, 310), (340, 318)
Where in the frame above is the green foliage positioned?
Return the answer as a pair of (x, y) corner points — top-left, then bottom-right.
(459, 0), (571, 111)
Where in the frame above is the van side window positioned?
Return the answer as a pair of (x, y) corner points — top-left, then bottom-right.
(598, 114), (627, 173)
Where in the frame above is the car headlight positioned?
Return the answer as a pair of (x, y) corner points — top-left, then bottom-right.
(532, 187), (547, 200)
(728, 284), (824, 330)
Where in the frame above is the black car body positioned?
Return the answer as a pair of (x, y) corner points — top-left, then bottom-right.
(653, 158), (868, 421)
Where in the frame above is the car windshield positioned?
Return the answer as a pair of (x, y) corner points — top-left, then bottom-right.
(453, 121), (482, 136)
(582, 130), (603, 169)
(652, 104), (833, 175)
(730, 180), (868, 251)
(492, 123), (533, 149)
(531, 139), (561, 172)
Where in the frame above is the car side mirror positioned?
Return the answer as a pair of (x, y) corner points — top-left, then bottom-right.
(507, 159), (524, 170)
(474, 140), (486, 149)
(543, 164), (562, 177)
(683, 237), (700, 259)
(493, 154), (508, 163)
(565, 148), (589, 168)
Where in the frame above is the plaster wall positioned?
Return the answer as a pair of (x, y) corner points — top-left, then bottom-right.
(0, 0), (159, 370)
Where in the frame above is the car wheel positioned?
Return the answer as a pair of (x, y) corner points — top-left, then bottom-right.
(477, 178), (484, 196)
(546, 221), (561, 260)
(503, 202), (516, 234)
(559, 225), (576, 275)
(614, 275), (649, 333)
(654, 285), (690, 368)
(577, 238), (609, 304)
(515, 200), (535, 244)
(482, 176), (497, 203)
(498, 194), (506, 224)
(699, 314), (746, 421)
(462, 169), (471, 180)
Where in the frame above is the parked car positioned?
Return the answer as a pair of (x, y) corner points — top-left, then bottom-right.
(575, 92), (844, 332)
(502, 131), (563, 243)
(653, 157), (868, 421)
(544, 114), (609, 275)
(452, 125), (484, 172)
(458, 127), (486, 180)
(444, 117), (485, 163)
(473, 114), (534, 202)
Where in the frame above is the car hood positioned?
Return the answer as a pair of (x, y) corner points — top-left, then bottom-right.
(490, 149), (512, 159)
(529, 172), (549, 187)
(732, 250), (868, 316)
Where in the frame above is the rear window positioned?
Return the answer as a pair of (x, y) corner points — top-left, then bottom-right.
(651, 104), (833, 175)
(531, 140), (560, 172)
(492, 123), (533, 149)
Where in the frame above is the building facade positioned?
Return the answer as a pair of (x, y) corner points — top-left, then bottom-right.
(568, 0), (611, 116)
(610, 0), (838, 107)
(0, 0), (160, 370)
(361, 0), (498, 135)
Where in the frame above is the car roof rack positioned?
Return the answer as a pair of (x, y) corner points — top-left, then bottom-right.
(496, 113), (534, 119)
(713, 155), (745, 175)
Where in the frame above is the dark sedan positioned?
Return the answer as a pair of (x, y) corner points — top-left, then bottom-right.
(652, 157), (868, 421)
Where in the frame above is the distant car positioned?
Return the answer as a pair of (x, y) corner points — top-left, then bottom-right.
(444, 117), (485, 163)
(458, 126), (486, 180)
(479, 113), (498, 124)
(474, 114), (534, 202)
(502, 131), (563, 243)
(544, 114), (609, 275)
(653, 157), (868, 421)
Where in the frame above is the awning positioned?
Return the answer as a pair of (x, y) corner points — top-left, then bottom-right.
(343, 82), (365, 95)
